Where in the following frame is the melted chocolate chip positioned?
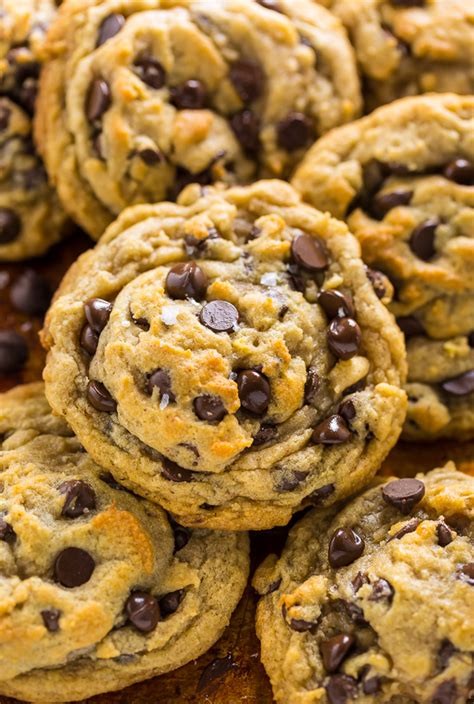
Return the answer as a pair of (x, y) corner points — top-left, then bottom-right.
(165, 262), (208, 300)
(173, 524), (190, 552)
(97, 13), (125, 46)
(312, 415), (351, 444)
(237, 369), (271, 415)
(327, 318), (361, 360)
(307, 483), (335, 505)
(291, 233), (328, 271)
(275, 470), (308, 493)
(0, 330), (28, 373)
(161, 458), (194, 483)
(342, 600), (367, 626)
(59, 480), (96, 518)
(409, 218), (439, 261)
(365, 268), (387, 299)
(432, 679), (458, 704)
(328, 527), (364, 568)
(362, 676), (382, 695)
(199, 300), (239, 333)
(229, 59), (264, 103)
(277, 112), (313, 151)
(171, 79), (207, 109)
(80, 325), (99, 355)
(440, 370), (474, 396)
(371, 189), (413, 219)
(436, 521), (453, 547)
(370, 578), (394, 603)
(193, 395), (227, 422)
(256, 0), (282, 10)
(41, 608), (61, 632)
(230, 110), (260, 153)
(443, 159), (474, 186)
(86, 78), (111, 122)
(159, 589), (184, 617)
(54, 547), (95, 587)
(147, 368), (175, 402)
(125, 591), (160, 632)
(318, 290), (354, 319)
(84, 298), (112, 333)
(397, 315), (425, 338)
(352, 571), (369, 592)
(320, 633), (355, 673)
(390, 518), (421, 541)
(457, 563), (474, 586)
(283, 606), (316, 632)
(133, 56), (166, 89)
(325, 674), (358, 704)
(338, 400), (356, 424)
(0, 208), (21, 244)
(304, 366), (320, 403)
(437, 639), (457, 671)
(0, 518), (16, 543)
(10, 270), (51, 315)
(86, 380), (116, 413)
(382, 478), (425, 514)
(252, 423), (277, 446)
(137, 147), (162, 165)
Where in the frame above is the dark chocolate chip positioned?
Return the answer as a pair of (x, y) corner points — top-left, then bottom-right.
(338, 400), (356, 424)
(10, 270), (51, 315)
(318, 290), (355, 319)
(320, 633), (355, 673)
(170, 79), (207, 109)
(193, 395), (227, 422)
(0, 518), (16, 543)
(165, 262), (208, 300)
(432, 679), (458, 704)
(312, 415), (351, 444)
(256, 0), (282, 10)
(369, 578), (394, 603)
(362, 676), (382, 695)
(199, 300), (239, 333)
(275, 470), (308, 493)
(325, 674), (358, 704)
(263, 577), (282, 595)
(80, 325), (99, 355)
(307, 483), (335, 505)
(0, 102), (11, 131)
(159, 589), (184, 617)
(409, 218), (439, 261)
(237, 369), (271, 415)
(443, 159), (474, 186)
(366, 268), (387, 299)
(351, 571), (369, 592)
(41, 608), (61, 632)
(173, 525), (190, 552)
(0, 208), (21, 244)
(328, 527), (364, 568)
(97, 13), (125, 46)
(382, 478), (425, 514)
(252, 423), (277, 446)
(133, 56), (166, 89)
(304, 366), (320, 403)
(396, 315), (425, 338)
(389, 0), (425, 5)
(229, 59), (264, 103)
(342, 600), (368, 626)
(291, 233), (328, 271)
(440, 370), (474, 396)
(0, 331), (28, 373)
(137, 147), (162, 165)
(59, 480), (96, 518)
(125, 591), (160, 632)
(161, 458), (194, 483)
(86, 78), (111, 122)
(99, 472), (127, 491)
(457, 562), (474, 586)
(277, 112), (313, 151)
(436, 521), (453, 547)
(390, 518), (421, 541)
(285, 613), (316, 632)
(147, 368), (175, 402)
(54, 547), (95, 587)
(84, 298), (112, 333)
(437, 639), (457, 671)
(370, 189), (413, 219)
(327, 317), (361, 360)
(230, 109), (260, 153)
(86, 380), (117, 413)
(468, 331), (474, 348)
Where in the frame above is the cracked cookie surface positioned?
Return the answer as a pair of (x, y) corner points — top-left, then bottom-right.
(42, 180), (406, 530)
(254, 464), (474, 704)
(0, 382), (249, 703)
(35, 0), (361, 238)
(292, 94), (474, 440)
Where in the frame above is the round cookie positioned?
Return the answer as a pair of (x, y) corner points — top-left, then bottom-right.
(35, 0), (361, 238)
(0, 382), (249, 703)
(41, 180), (407, 530)
(292, 94), (474, 440)
(253, 464), (474, 704)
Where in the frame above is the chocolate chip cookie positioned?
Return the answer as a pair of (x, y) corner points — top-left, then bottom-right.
(41, 180), (407, 530)
(318, 0), (474, 109)
(292, 94), (474, 440)
(35, 0), (361, 238)
(0, 382), (249, 703)
(254, 464), (474, 704)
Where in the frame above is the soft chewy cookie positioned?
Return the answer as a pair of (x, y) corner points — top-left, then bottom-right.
(35, 0), (361, 238)
(254, 464), (474, 704)
(0, 383), (249, 703)
(292, 94), (474, 440)
(41, 180), (407, 530)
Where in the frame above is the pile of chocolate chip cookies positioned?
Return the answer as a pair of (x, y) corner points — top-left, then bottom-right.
(0, 1), (473, 703)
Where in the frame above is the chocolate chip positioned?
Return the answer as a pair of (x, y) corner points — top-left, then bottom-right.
(159, 589), (184, 617)
(125, 591), (160, 632)
(409, 218), (439, 261)
(369, 578), (394, 603)
(54, 547), (95, 587)
(304, 366), (320, 403)
(84, 298), (112, 333)
(390, 518), (421, 541)
(312, 415), (351, 444)
(137, 147), (162, 165)
(338, 400), (356, 424)
(173, 524), (190, 552)
(396, 315), (425, 338)
(277, 112), (313, 151)
(0, 331), (28, 373)
(170, 79), (207, 109)
(389, 0), (425, 5)
(0, 208), (21, 243)
(80, 325), (99, 355)
(0, 102), (11, 131)
(86, 380), (117, 413)
(341, 600), (367, 626)
(97, 13), (125, 46)
(436, 521), (453, 547)
(193, 395), (227, 422)
(230, 109), (260, 153)
(161, 458), (194, 483)
(10, 270), (51, 315)
(327, 318), (361, 360)
(147, 368), (175, 402)
(457, 563), (474, 585)
(199, 300), (239, 333)
(131, 313), (150, 330)
(59, 480), (96, 518)
(237, 369), (271, 415)
(432, 680), (458, 704)
(325, 674), (358, 704)
(437, 639), (457, 671)
(229, 59), (264, 103)
(252, 423), (277, 446)
(86, 78), (111, 122)
(256, 0), (282, 9)
(440, 370), (474, 396)
(370, 189), (413, 219)
(362, 676), (382, 695)
(41, 608), (61, 632)
(307, 483), (335, 505)
(0, 518), (16, 543)
(443, 159), (474, 186)
(285, 612), (316, 632)
(134, 56), (166, 88)
(320, 634), (355, 673)
(318, 290), (354, 319)
(328, 527), (364, 568)
(468, 331), (474, 348)
(275, 470), (308, 493)
(291, 233), (328, 271)
(165, 262), (208, 300)
(365, 268), (387, 300)
(99, 472), (126, 491)
(352, 571), (369, 592)
(382, 478), (425, 514)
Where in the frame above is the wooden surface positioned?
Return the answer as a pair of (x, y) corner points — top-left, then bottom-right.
(0, 231), (473, 704)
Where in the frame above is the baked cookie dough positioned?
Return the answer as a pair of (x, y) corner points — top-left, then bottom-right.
(0, 383), (249, 703)
(292, 94), (474, 440)
(41, 180), (407, 530)
(254, 464), (474, 704)
(35, 0), (361, 238)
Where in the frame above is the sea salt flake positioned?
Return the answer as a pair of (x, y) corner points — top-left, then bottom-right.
(260, 272), (278, 287)
(161, 305), (180, 325)
(160, 394), (170, 410)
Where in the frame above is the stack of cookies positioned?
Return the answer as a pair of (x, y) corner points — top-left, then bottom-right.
(0, 1), (473, 703)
